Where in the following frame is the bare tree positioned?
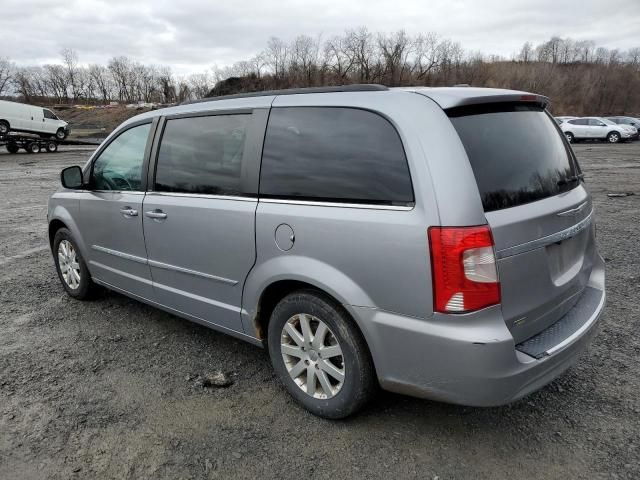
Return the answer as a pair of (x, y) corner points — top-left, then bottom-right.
(61, 48), (80, 100)
(0, 58), (14, 96)
(108, 56), (133, 102)
(518, 42), (533, 63)
(265, 37), (289, 82)
(324, 34), (355, 83)
(378, 30), (414, 86)
(346, 27), (378, 83)
(89, 64), (113, 104)
(187, 72), (212, 99)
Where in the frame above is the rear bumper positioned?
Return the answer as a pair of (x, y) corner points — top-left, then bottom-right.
(352, 255), (605, 407)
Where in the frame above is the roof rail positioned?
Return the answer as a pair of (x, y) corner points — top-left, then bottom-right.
(181, 84), (389, 105)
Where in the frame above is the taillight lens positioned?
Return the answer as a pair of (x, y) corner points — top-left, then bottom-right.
(428, 226), (500, 313)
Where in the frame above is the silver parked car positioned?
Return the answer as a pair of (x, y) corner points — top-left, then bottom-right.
(49, 85), (606, 418)
(561, 116), (635, 143)
(606, 116), (640, 140)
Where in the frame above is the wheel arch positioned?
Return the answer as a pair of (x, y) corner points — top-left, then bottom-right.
(48, 205), (90, 263)
(48, 218), (68, 249)
(242, 257), (375, 348)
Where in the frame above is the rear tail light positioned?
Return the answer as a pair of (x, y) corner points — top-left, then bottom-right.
(428, 226), (500, 313)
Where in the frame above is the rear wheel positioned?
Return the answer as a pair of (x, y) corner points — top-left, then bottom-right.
(564, 132), (574, 143)
(267, 290), (376, 419)
(0, 120), (9, 135)
(6, 142), (19, 154)
(607, 131), (621, 143)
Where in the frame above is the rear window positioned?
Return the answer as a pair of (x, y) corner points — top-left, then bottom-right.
(260, 107), (414, 205)
(448, 103), (578, 212)
(155, 114), (250, 196)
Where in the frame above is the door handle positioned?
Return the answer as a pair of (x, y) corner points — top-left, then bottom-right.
(145, 210), (167, 220)
(120, 207), (138, 217)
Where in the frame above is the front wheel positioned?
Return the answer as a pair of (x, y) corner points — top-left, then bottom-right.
(0, 120), (9, 135)
(564, 132), (574, 143)
(53, 228), (96, 300)
(267, 290), (376, 419)
(56, 128), (67, 140)
(607, 131), (621, 143)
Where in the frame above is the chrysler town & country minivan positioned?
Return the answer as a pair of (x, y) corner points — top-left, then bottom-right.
(48, 85), (606, 418)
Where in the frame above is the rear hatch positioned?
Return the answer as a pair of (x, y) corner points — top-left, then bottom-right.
(448, 102), (597, 343)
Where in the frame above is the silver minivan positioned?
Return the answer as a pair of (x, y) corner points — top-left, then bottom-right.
(49, 85), (606, 418)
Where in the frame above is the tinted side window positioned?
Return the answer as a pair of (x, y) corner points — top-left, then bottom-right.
(43, 109), (57, 120)
(92, 123), (151, 191)
(568, 119), (581, 125)
(588, 119), (604, 126)
(155, 115), (250, 196)
(260, 107), (413, 205)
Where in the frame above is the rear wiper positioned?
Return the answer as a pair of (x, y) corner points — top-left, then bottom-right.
(557, 173), (584, 186)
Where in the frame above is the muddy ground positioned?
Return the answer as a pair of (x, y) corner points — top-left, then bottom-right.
(0, 143), (638, 479)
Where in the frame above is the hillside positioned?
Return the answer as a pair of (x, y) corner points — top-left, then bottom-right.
(52, 106), (152, 139)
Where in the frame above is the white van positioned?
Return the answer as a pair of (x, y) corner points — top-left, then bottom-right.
(0, 100), (70, 139)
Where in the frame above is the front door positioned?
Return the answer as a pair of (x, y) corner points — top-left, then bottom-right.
(77, 122), (155, 299)
(43, 109), (59, 135)
(588, 118), (608, 138)
(142, 112), (261, 332)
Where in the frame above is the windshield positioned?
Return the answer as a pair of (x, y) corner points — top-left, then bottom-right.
(448, 103), (579, 212)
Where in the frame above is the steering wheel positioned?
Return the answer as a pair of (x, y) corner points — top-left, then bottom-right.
(100, 173), (133, 191)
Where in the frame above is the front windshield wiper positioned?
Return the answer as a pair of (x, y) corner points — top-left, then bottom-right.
(557, 173), (584, 186)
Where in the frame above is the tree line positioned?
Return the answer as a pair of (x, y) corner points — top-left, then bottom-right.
(1, 30), (639, 115)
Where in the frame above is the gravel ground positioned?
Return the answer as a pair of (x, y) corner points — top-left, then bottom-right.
(0, 143), (638, 480)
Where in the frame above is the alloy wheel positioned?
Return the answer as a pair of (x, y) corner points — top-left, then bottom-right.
(58, 240), (81, 289)
(280, 313), (345, 399)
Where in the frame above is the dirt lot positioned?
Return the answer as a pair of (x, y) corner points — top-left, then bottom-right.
(0, 143), (639, 479)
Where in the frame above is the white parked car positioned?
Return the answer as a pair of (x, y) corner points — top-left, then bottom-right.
(0, 100), (70, 139)
(554, 116), (578, 124)
(560, 117), (634, 143)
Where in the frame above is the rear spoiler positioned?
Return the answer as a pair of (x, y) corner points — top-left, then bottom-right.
(410, 88), (550, 110)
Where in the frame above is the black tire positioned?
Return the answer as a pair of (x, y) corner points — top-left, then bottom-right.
(56, 128), (67, 140)
(607, 131), (621, 143)
(52, 227), (96, 300)
(267, 289), (376, 419)
(0, 120), (9, 135)
(6, 142), (19, 154)
(26, 142), (40, 154)
(564, 132), (574, 143)
(46, 141), (58, 153)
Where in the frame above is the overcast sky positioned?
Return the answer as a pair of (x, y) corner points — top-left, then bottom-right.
(3, 0), (639, 74)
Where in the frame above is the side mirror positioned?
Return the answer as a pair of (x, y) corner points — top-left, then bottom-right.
(60, 166), (84, 189)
